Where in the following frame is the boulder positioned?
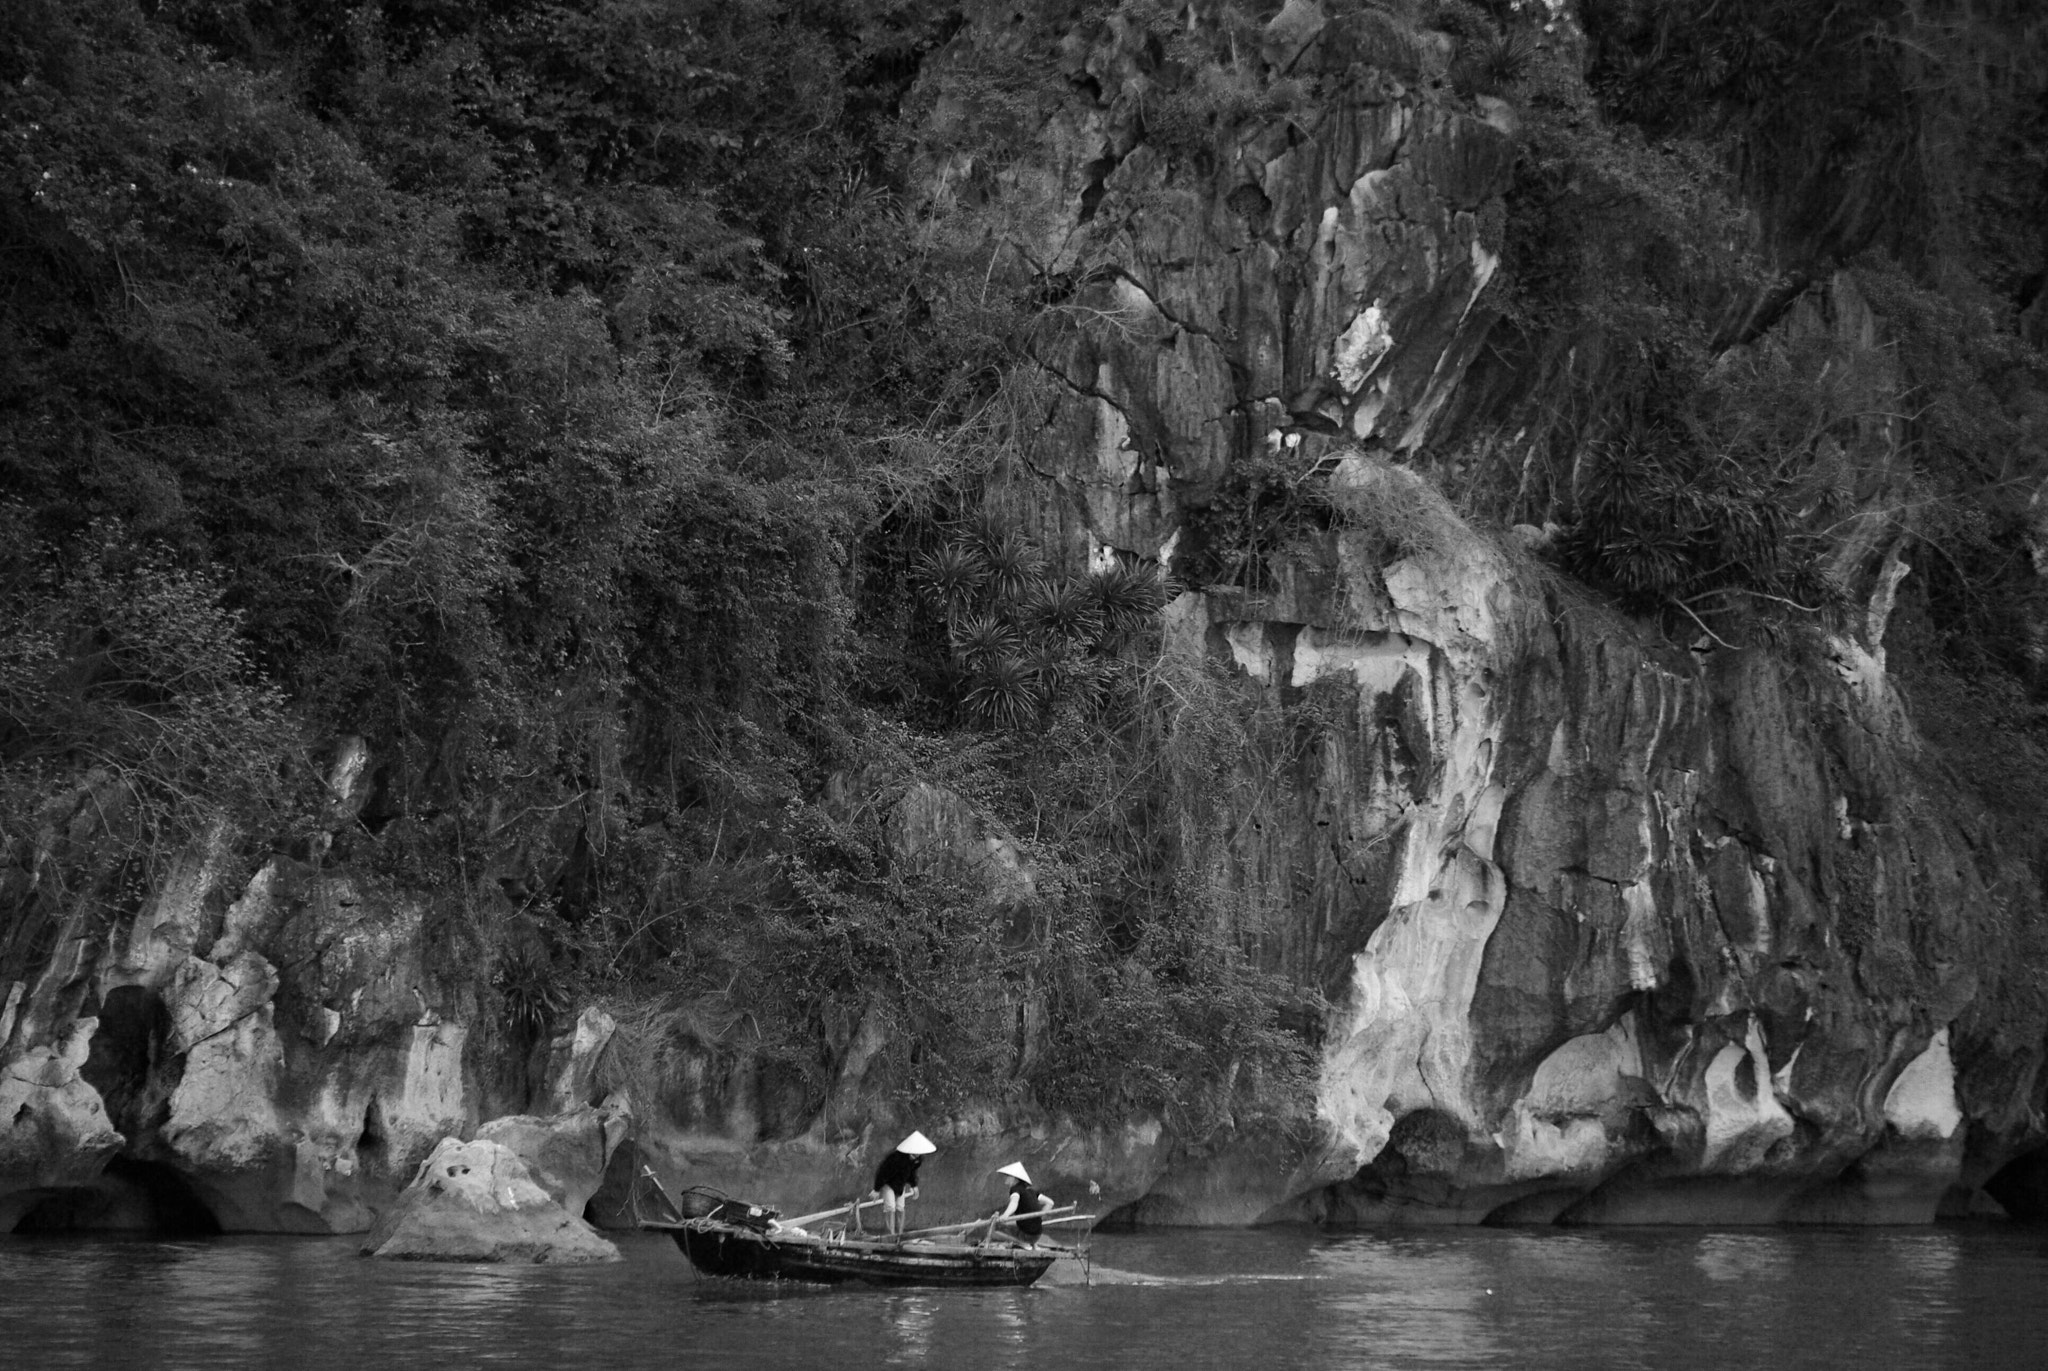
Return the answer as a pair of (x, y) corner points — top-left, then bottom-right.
(361, 1138), (620, 1263)
(475, 1097), (633, 1217)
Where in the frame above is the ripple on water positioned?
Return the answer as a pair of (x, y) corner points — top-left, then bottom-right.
(4, 1226), (2048, 1371)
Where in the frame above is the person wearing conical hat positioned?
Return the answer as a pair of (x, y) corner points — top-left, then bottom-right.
(990, 1161), (1055, 1246)
(865, 1130), (937, 1237)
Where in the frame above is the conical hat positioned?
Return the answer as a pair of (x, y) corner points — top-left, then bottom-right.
(896, 1130), (937, 1155)
(996, 1161), (1032, 1184)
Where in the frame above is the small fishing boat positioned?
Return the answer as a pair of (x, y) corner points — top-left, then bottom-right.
(639, 1184), (1077, 1288)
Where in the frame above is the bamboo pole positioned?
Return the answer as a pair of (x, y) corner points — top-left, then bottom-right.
(895, 1204), (1083, 1240)
(778, 1197), (885, 1229)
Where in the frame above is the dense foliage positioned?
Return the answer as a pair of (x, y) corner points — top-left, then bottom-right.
(0, 0), (1311, 1136)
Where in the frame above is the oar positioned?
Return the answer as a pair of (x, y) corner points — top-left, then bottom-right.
(896, 1204), (1080, 1240)
(777, 1197), (885, 1229)
(975, 1212), (1098, 1249)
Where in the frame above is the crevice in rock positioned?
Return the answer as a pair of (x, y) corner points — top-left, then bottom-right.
(78, 983), (177, 1137)
(358, 1095), (389, 1177)
(1480, 1187), (1583, 1226)
(1077, 152), (1120, 222)
(1984, 1144), (2048, 1223)
(12, 1158), (222, 1235)
(1026, 352), (1139, 418)
(1107, 267), (1227, 345)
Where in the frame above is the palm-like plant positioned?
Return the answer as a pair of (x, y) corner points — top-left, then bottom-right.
(1025, 643), (1075, 699)
(949, 611), (1019, 667)
(982, 531), (1044, 606)
(963, 654), (1041, 732)
(1088, 561), (1168, 638)
(912, 542), (987, 615)
(1023, 577), (1105, 646)
(1474, 30), (1539, 92)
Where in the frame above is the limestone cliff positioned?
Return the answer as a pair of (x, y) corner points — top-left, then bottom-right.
(4, 0), (2047, 1234)
(0, 770), (478, 1232)
(945, 0), (2048, 1224)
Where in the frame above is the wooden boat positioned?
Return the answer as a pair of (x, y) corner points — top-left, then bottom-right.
(642, 1187), (1062, 1288)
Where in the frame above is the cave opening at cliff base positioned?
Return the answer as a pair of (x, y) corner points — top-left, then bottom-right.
(11, 1158), (224, 1236)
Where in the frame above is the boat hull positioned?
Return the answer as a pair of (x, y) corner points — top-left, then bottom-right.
(667, 1221), (1056, 1288)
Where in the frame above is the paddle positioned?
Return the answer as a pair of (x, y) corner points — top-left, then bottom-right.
(895, 1204), (1080, 1241)
(777, 1197), (885, 1229)
(975, 1213), (1097, 1251)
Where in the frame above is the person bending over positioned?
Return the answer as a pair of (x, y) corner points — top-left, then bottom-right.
(865, 1130), (936, 1236)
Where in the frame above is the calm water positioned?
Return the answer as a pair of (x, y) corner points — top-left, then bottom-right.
(4, 1225), (2046, 1370)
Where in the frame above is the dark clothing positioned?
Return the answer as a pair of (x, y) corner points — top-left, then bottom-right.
(873, 1150), (923, 1196)
(1006, 1180), (1049, 1238)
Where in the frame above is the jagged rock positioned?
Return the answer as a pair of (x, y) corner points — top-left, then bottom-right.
(475, 1097), (633, 1217)
(937, 0), (2043, 1223)
(0, 1020), (126, 1231)
(2, 823), (479, 1233)
(1155, 456), (2012, 1224)
(362, 1137), (620, 1263)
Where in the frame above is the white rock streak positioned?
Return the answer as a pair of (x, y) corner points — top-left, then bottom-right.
(1698, 1019), (1794, 1170)
(1332, 304), (1394, 395)
(1310, 460), (1516, 1168)
(1883, 1029), (1963, 1141)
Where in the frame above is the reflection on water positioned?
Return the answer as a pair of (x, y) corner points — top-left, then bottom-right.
(1693, 1230), (1794, 1283)
(885, 1293), (937, 1365)
(1313, 1240), (1503, 1368)
(4, 1225), (2048, 1370)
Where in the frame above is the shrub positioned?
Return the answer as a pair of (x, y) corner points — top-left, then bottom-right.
(0, 521), (302, 860)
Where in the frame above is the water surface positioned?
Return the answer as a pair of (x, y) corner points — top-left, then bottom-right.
(4, 1225), (2045, 1369)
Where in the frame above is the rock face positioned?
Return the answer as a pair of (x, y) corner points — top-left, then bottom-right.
(935, 2), (2048, 1226)
(0, 1019), (125, 1231)
(361, 1138), (620, 1263)
(971, 2), (1511, 566)
(1157, 460), (2031, 1225)
(0, 763), (479, 1233)
(3, 4), (2046, 1236)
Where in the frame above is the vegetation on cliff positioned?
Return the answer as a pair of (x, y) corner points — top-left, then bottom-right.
(3, 0), (2046, 1149)
(0, 0), (1310, 1137)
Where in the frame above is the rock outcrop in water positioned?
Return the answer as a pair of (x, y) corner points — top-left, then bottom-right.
(0, 812), (476, 1232)
(362, 1137), (620, 1263)
(3, 1), (2046, 1235)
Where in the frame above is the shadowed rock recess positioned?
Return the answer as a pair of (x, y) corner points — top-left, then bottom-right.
(3, 1), (2046, 1234)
